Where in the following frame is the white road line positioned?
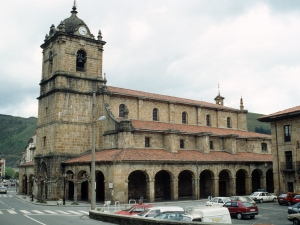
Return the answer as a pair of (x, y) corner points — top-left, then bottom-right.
(20, 210), (31, 214)
(78, 211), (89, 215)
(43, 210), (58, 214)
(67, 210), (83, 215)
(55, 210), (70, 214)
(24, 215), (46, 225)
(7, 210), (17, 214)
(31, 210), (45, 214)
(0, 211), (3, 214)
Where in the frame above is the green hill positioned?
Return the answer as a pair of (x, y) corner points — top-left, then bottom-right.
(0, 114), (37, 167)
(0, 112), (270, 167)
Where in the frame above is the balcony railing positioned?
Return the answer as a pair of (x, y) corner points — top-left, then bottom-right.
(280, 161), (300, 173)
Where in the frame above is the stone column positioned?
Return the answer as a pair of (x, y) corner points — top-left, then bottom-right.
(261, 176), (267, 190)
(229, 177), (236, 196)
(245, 176), (252, 195)
(212, 178), (219, 197)
(192, 178), (199, 199)
(171, 179), (178, 201)
(73, 181), (78, 204)
(146, 179), (155, 203)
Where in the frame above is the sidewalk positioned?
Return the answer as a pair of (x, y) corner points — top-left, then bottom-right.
(13, 193), (92, 207)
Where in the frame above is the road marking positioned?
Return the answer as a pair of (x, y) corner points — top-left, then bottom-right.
(55, 210), (70, 214)
(78, 210), (88, 215)
(43, 210), (58, 214)
(67, 210), (82, 215)
(0, 211), (3, 214)
(7, 209), (17, 214)
(20, 210), (31, 214)
(32, 210), (45, 214)
(25, 215), (46, 225)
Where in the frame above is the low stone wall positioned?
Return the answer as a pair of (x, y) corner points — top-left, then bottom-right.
(89, 211), (231, 225)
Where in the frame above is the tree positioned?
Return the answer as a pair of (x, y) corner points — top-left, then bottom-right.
(5, 167), (15, 179)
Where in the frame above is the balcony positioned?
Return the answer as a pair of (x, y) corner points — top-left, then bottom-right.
(280, 161), (300, 173)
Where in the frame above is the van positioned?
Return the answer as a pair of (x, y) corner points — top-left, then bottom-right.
(136, 206), (184, 218)
(181, 206), (232, 224)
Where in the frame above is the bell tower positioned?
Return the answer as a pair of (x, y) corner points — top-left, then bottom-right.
(35, 3), (106, 199)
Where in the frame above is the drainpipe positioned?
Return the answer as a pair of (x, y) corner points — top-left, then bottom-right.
(275, 121), (280, 194)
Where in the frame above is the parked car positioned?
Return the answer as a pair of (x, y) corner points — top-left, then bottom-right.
(154, 211), (185, 221)
(223, 201), (259, 219)
(292, 195), (300, 205)
(206, 197), (231, 206)
(250, 191), (277, 203)
(278, 192), (299, 205)
(0, 186), (7, 194)
(3, 183), (8, 187)
(288, 202), (300, 214)
(230, 196), (256, 205)
(287, 212), (300, 225)
(115, 204), (153, 216)
(137, 206), (184, 218)
(11, 182), (15, 186)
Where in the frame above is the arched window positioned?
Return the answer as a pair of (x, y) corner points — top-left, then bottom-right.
(227, 117), (231, 128)
(76, 50), (86, 71)
(182, 112), (187, 124)
(119, 104), (125, 117)
(153, 108), (158, 121)
(206, 115), (211, 126)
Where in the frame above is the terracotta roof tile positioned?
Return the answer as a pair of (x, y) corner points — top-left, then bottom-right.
(65, 149), (272, 164)
(259, 105), (300, 121)
(131, 120), (270, 139)
(107, 86), (239, 112)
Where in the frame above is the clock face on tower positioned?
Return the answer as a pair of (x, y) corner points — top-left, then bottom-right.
(78, 26), (87, 35)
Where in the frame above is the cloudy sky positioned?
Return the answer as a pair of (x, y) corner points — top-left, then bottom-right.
(1, 0), (300, 118)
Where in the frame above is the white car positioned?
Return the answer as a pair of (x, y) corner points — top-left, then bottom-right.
(206, 197), (231, 206)
(250, 192), (277, 203)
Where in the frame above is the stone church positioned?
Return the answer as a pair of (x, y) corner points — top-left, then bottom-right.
(19, 4), (273, 204)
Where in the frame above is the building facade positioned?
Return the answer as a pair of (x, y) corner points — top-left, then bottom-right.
(259, 106), (300, 196)
(18, 4), (273, 203)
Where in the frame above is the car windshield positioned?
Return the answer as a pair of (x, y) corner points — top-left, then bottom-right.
(250, 192), (259, 196)
(137, 208), (151, 216)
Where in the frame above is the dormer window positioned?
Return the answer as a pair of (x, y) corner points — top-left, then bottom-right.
(76, 50), (86, 71)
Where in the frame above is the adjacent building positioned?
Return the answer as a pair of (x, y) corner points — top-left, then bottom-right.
(259, 105), (300, 196)
(18, 4), (273, 203)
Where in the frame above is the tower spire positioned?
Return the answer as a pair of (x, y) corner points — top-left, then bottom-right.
(71, 0), (78, 14)
(240, 96), (244, 110)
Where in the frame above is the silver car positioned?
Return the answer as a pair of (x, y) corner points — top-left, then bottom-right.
(206, 197), (231, 206)
(0, 186), (7, 194)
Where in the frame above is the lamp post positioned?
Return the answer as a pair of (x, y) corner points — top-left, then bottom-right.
(91, 91), (106, 210)
(63, 173), (66, 205)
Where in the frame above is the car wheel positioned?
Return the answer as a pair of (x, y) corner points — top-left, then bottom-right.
(279, 202), (282, 205)
(293, 218), (300, 225)
(259, 199), (263, 203)
(236, 213), (242, 220)
(273, 198), (277, 202)
(250, 216), (255, 219)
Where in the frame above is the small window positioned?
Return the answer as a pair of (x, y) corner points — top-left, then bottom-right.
(180, 139), (184, 148)
(43, 136), (46, 147)
(145, 137), (150, 147)
(182, 112), (187, 124)
(284, 125), (291, 142)
(76, 50), (86, 71)
(119, 104), (125, 117)
(45, 107), (48, 116)
(261, 143), (267, 151)
(227, 117), (231, 128)
(210, 141), (214, 150)
(206, 115), (211, 126)
(153, 108), (158, 121)
(48, 51), (53, 73)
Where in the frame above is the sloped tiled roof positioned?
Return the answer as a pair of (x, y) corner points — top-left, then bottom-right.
(259, 105), (300, 122)
(107, 86), (240, 112)
(65, 149), (272, 164)
(19, 161), (34, 167)
(131, 120), (271, 139)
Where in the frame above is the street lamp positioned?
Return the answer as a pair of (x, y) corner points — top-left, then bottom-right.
(91, 90), (106, 210)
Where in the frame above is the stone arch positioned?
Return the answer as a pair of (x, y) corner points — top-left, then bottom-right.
(178, 170), (194, 199)
(96, 170), (105, 202)
(200, 169), (214, 198)
(266, 169), (274, 193)
(39, 162), (48, 199)
(154, 170), (173, 201)
(77, 170), (88, 201)
(22, 174), (28, 195)
(219, 169), (231, 197)
(128, 170), (148, 201)
(76, 49), (87, 71)
(66, 170), (74, 201)
(251, 169), (262, 192)
(236, 169), (248, 195)
(28, 174), (34, 196)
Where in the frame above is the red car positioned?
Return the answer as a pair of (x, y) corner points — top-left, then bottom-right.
(292, 195), (300, 204)
(224, 201), (259, 220)
(278, 192), (299, 205)
(115, 204), (153, 216)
